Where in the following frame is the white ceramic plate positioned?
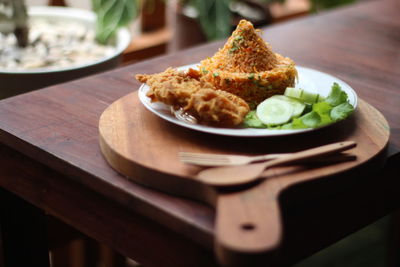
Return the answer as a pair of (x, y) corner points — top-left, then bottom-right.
(138, 65), (358, 137)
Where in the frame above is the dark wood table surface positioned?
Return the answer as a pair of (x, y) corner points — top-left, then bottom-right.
(0, 0), (399, 266)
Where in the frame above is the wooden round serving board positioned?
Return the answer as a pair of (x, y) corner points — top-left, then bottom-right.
(99, 91), (389, 266)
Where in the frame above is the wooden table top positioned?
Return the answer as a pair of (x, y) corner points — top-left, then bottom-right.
(0, 0), (399, 266)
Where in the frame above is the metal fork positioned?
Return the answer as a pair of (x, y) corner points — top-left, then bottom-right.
(178, 152), (290, 166)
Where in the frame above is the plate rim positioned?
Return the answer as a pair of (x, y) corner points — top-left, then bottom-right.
(138, 64), (358, 137)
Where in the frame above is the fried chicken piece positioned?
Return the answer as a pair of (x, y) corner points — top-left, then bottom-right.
(136, 68), (249, 126)
(186, 88), (250, 126)
(136, 68), (206, 107)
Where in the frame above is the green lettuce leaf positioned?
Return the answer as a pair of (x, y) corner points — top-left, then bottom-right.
(312, 101), (333, 125)
(331, 102), (354, 121)
(288, 111), (321, 129)
(243, 111), (266, 128)
(325, 82), (348, 107)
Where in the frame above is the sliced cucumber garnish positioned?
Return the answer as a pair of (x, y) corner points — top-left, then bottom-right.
(284, 87), (323, 104)
(256, 98), (294, 125)
(270, 95), (306, 118)
(301, 90), (320, 104)
(284, 87), (302, 99)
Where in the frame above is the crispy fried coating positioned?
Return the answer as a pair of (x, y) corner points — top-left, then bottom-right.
(136, 68), (249, 126)
(186, 88), (250, 126)
(136, 68), (206, 107)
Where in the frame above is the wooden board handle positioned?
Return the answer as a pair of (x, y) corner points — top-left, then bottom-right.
(215, 182), (282, 266)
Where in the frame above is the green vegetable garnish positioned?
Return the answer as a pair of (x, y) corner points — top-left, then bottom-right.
(331, 102), (354, 121)
(294, 111), (322, 128)
(325, 82), (349, 106)
(312, 102), (333, 125)
(201, 68), (209, 74)
(229, 35), (244, 53)
(229, 46), (238, 53)
(243, 111), (266, 128)
(244, 83), (355, 129)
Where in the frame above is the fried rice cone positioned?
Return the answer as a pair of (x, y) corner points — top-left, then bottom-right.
(199, 20), (297, 107)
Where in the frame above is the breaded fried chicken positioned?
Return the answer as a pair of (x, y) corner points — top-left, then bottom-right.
(136, 68), (249, 126)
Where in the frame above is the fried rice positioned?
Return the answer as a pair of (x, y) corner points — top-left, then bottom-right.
(199, 20), (297, 107)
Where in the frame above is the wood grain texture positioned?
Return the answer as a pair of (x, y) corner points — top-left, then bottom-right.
(0, 0), (399, 265)
(196, 141), (356, 186)
(0, 144), (218, 267)
(99, 93), (389, 204)
(99, 90), (389, 264)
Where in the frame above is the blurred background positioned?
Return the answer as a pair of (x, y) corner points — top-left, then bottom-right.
(3, 0), (389, 267)
(23, 0), (359, 65)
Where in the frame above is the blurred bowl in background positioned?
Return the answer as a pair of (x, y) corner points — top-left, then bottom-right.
(0, 6), (131, 99)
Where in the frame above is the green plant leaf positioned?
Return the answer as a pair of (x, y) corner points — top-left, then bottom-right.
(93, 0), (139, 44)
(92, 0), (102, 12)
(119, 0), (139, 27)
(215, 0), (232, 39)
(191, 0), (232, 40)
(94, 0), (119, 44)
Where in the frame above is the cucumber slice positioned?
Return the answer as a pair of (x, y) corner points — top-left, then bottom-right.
(292, 102), (306, 117)
(270, 95), (306, 117)
(284, 87), (302, 99)
(284, 87), (322, 104)
(301, 90), (319, 104)
(256, 98), (294, 125)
